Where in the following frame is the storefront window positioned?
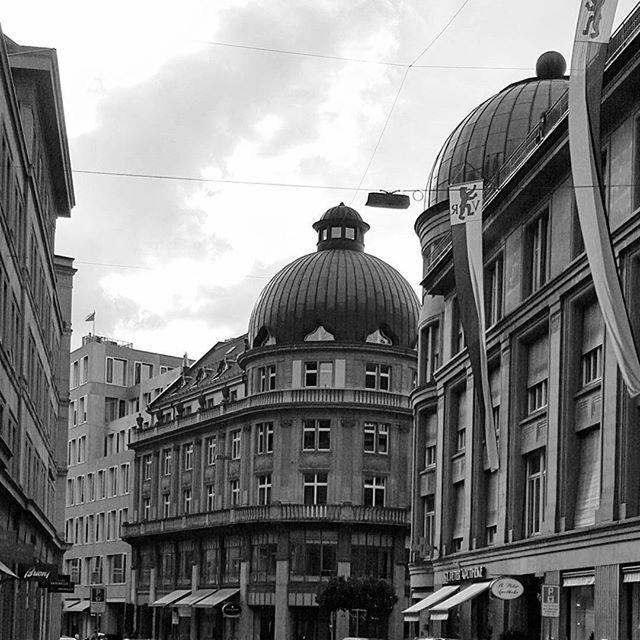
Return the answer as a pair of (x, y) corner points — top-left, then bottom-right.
(568, 585), (594, 640)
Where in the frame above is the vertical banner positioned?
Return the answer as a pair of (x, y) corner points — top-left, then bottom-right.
(569, 0), (640, 399)
(449, 181), (499, 471)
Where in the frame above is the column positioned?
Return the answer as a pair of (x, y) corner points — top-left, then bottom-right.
(274, 531), (292, 640)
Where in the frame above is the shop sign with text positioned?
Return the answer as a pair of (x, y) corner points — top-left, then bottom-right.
(490, 578), (524, 600)
(443, 565), (486, 582)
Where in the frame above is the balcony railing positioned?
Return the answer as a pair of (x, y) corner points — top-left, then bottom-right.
(137, 387), (411, 439)
(123, 503), (409, 538)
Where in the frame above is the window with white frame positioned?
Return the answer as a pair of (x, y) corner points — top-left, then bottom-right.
(365, 363), (391, 391)
(97, 469), (106, 499)
(162, 493), (171, 518)
(76, 476), (85, 504)
(109, 553), (126, 584)
(80, 355), (89, 385)
(525, 333), (549, 416)
(206, 484), (215, 510)
(71, 360), (79, 389)
(257, 474), (272, 505)
(65, 519), (73, 543)
(303, 473), (328, 505)
(66, 478), (74, 506)
(303, 419), (330, 451)
(96, 513), (104, 542)
(580, 302), (603, 388)
(161, 449), (172, 475)
(485, 254), (504, 327)
(258, 364), (277, 392)
(364, 476), (386, 506)
(67, 557), (80, 584)
(77, 435), (86, 463)
(525, 449), (546, 537)
(134, 361), (154, 385)
(183, 443), (193, 470)
(304, 361), (333, 388)
(231, 430), (241, 459)
(453, 387), (466, 453)
(423, 495), (435, 554)
(363, 422), (389, 454)
(105, 357), (127, 385)
(142, 454), (152, 480)
(78, 396), (87, 423)
(230, 479), (240, 506)
(107, 510), (117, 540)
(142, 497), (151, 520)
(420, 322), (440, 383)
(108, 466), (118, 497)
(206, 436), (217, 465)
(525, 211), (549, 296)
(256, 422), (274, 454)
(182, 488), (192, 514)
(87, 472), (95, 501)
(120, 464), (130, 494)
(90, 556), (103, 584)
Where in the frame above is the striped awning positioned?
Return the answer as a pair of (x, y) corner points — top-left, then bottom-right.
(402, 585), (459, 622)
(192, 588), (239, 608)
(562, 573), (594, 587)
(623, 567), (640, 583)
(170, 589), (218, 606)
(430, 582), (493, 621)
(151, 589), (190, 607)
(0, 559), (18, 579)
(65, 600), (90, 612)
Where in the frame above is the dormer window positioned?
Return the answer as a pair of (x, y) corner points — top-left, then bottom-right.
(320, 229), (328, 241)
(345, 227), (356, 240)
(330, 226), (342, 238)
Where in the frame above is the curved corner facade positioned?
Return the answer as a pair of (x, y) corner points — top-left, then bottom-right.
(410, 9), (640, 640)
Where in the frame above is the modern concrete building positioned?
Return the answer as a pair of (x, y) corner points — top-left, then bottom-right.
(62, 335), (183, 638)
(123, 204), (419, 640)
(408, 5), (640, 640)
(0, 30), (75, 640)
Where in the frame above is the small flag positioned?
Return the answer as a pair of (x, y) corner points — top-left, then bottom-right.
(85, 311), (95, 322)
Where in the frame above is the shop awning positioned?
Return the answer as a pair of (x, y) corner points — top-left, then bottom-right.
(402, 585), (459, 622)
(0, 559), (18, 578)
(170, 589), (218, 607)
(65, 600), (90, 612)
(430, 582), (493, 621)
(623, 567), (640, 583)
(63, 600), (80, 612)
(562, 574), (594, 587)
(150, 589), (191, 607)
(192, 588), (240, 608)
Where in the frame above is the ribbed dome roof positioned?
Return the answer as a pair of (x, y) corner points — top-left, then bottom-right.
(248, 206), (419, 349)
(426, 53), (568, 208)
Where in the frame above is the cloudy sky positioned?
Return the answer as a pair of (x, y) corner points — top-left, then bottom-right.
(3, 0), (638, 358)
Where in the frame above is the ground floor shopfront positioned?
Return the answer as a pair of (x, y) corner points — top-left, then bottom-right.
(62, 600), (135, 639)
(407, 523), (640, 640)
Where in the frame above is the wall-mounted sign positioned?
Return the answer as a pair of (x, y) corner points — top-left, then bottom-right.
(222, 602), (242, 618)
(443, 566), (486, 583)
(490, 578), (524, 600)
(21, 563), (57, 583)
(90, 586), (106, 614)
(541, 584), (560, 618)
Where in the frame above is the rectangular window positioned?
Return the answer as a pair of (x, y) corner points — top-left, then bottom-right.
(365, 363), (391, 390)
(90, 556), (103, 584)
(421, 322), (440, 382)
(78, 396), (87, 423)
(363, 422), (389, 454)
(183, 489), (192, 514)
(452, 297), (465, 355)
(68, 558), (80, 584)
(183, 443), (193, 470)
(76, 476), (85, 504)
(106, 510), (116, 541)
(96, 513), (104, 542)
(525, 211), (548, 296)
(581, 347), (602, 387)
(87, 472), (95, 501)
(303, 419), (331, 451)
(142, 497), (151, 520)
(162, 493), (171, 518)
(303, 473), (328, 505)
(105, 357), (127, 385)
(230, 479), (240, 506)
(71, 360), (79, 389)
(206, 484), (215, 511)
(142, 454), (152, 480)
(80, 355), (89, 385)
(425, 444), (437, 467)
(120, 463), (130, 494)
(77, 435), (86, 463)
(109, 554), (126, 584)
(134, 361), (153, 384)
(108, 466), (118, 497)
(97, 469), (106, 499)
(251, 533), (277, 582)
(161, 448), (172, 475)
(290, 529), (337, 579)
(257, 474), (272, 505)
(485, 255), (504, 326)
(258, 364), (277, 392)
(580, 302), (603, 388)
(206, 436), (217, 465)
(364, 476), (386, 506)
(304, 361), (333, 388)
(525, 449), (546, 537)
(231, 430), (241, 459)
(526, 333), (549, 416)
(256, 422), (274, 454)
(423, 495), (435, 554)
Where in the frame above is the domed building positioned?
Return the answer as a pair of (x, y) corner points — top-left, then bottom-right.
(409, 14), (640, 640)
(123, 206), (419, 640)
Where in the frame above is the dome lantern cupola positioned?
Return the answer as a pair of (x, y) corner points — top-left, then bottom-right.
(312, 202), (370, 252)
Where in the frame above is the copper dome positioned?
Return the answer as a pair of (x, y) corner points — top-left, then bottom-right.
(426, 53), (568, 208)
(248, 205), (419, 349)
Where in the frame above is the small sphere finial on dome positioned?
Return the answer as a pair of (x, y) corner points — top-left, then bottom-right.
(536, 51), (567, 79)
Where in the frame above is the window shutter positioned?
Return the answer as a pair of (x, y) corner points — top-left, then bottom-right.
(334, 359), (346, 388)
(527, 334), (549, 385)
(574, 428), (601, 528)
(582, 302), (603, 353)
(485, 472), (498, 526)
(291, 360), (302, 388)
(452, 482), (465, 538)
